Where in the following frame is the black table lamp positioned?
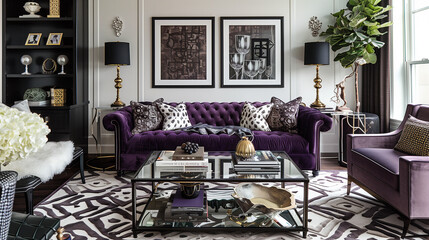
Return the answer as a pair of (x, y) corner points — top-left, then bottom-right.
(304, 42), (330, 108)
(105, 42), (130, 107)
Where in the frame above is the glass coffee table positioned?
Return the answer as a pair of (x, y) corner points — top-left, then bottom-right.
(131, 151), (309, 238)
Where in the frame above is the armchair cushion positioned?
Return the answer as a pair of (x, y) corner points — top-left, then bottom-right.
(352, 148), (408, 189)
(394, 116), (429, 156)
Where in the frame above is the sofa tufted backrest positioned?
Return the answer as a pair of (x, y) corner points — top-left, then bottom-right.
(167, 102), (268, 126)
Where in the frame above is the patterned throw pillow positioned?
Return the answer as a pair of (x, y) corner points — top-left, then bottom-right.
(267, 96), (302, 132)
(240, 102), (273, 131)
(130, 98), (164, 134)
(394, 116), (429, 156)
(157, 103), (192, 131)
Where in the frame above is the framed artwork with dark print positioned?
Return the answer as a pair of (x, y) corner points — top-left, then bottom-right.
(221, 17), (284, 88)
(152, 17), (215, 88)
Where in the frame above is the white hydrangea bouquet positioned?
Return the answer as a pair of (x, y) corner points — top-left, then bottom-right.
(0, 106), (50, 166)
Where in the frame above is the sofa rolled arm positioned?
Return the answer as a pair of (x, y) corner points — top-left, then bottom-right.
(103, 107), (133, 145)
(297, 106), (332, 157)
(399, 156), (429, 218)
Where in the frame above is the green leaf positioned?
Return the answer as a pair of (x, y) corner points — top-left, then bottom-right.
(345, 33), (357, 43)
(374, 14), (388, 20)
(372, 5), (392, 18)
(349, 14), (367, 28)
(367, 28), (382, 36)
(371, 39), (385, 48)
(340, 54), (358, 68)
(373, 0), (381, 5)
(362, 50), (377, 64)
(378, 21), (393, 28)
(366, 44), (375, 53)
(349, 0), (360, 6)
(355, 31), (368, 40)
(364, 20), (378, 26)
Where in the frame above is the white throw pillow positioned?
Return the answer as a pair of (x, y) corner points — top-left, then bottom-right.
(240, 102), (273, 131)
(12, 99), (31, 113)
(157, 103), (192, 130)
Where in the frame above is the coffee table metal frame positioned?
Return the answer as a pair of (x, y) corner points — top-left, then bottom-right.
(131, 151), (309, 238)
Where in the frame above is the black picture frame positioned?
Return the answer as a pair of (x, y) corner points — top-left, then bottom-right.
(152, 17), (215, 88)
(220, 16), (284, 88)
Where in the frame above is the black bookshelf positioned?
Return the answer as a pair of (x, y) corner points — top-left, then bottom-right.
(2, 0), (88, 152)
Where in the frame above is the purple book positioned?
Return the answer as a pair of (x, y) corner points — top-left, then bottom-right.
(172, 190), (205, 208)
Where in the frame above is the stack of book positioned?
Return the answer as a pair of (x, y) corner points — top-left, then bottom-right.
(155, 148), (209, 173)
(164, 189), (208, 222)
(232, 150), (280, 175)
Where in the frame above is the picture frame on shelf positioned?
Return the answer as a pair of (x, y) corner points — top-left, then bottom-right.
(46, 33), (63, 45)
(152, 17), (215, 88)
(25, 33), (42, 46)
(220, 17), (284, 88)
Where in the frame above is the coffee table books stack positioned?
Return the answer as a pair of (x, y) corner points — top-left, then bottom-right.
(155, 148), (209, 175)
(232, 150), (280, 175)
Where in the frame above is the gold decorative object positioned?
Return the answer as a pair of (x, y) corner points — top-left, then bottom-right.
(47, 0), (60, 18)
(310, 64), (325, 108)
(232, 183), (296, 214)
(50, 88), (66, 106)
(235, 136), (255, 159)
(42, 58), (57, 74)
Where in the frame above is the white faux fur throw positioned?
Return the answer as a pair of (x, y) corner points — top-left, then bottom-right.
(3, 141), (74, 182)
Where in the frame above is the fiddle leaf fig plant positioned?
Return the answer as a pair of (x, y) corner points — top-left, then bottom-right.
(320, 0), (392, 112)
(321, 0), (392, 68)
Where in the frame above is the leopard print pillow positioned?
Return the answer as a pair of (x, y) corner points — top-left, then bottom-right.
(157, 103), (192, 131)
(130, 98), (164, 134)
(240, 102), (273, 131)
(267, 96), (302, 132)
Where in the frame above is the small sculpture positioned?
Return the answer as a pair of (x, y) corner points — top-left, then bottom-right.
(20, 2), (42, 18)
(331, 69), (355, 111)
(308, 16), (322, 37)
(57, 55), (69, 75)
(112, 17), (123, 37)
(21, 55), (32, 75)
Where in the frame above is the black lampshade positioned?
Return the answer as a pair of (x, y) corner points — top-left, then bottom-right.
(304, 42), (330, 65)
(105, 42), (130, 65)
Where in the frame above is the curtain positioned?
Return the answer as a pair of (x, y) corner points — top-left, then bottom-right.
(361, 0), (391, 133)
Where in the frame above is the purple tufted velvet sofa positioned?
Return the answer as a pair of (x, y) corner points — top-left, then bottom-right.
(103, 102), (332, 176)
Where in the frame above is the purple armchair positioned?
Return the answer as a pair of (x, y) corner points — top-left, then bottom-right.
(103, 102), (332, 176)
(347, 104), (429, 238)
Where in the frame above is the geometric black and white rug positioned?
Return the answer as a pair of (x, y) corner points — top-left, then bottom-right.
(34, 171), (429, 240)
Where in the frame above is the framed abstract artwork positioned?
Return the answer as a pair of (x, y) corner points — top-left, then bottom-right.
(152, 17), (215, 88)
(221, 17), (284, 88)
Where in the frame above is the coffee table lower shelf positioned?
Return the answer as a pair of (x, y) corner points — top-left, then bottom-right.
(132, 185), (308, 238)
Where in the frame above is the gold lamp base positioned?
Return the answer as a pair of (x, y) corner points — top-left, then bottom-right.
(111, 65), (125, 107)
(310, 64), (325, 109)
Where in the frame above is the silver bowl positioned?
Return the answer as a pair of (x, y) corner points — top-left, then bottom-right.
(232, 183), (296, 214)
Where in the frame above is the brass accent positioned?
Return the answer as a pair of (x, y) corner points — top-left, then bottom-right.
(47, 0), (60, 18)
(56, 227), (64, 240)
(111, 65), (125, 107)
(42, 58), (57, 74)
(51, 88), (66, 106)
(310, 64), (326, 109)
(235, 136), (255, 159)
